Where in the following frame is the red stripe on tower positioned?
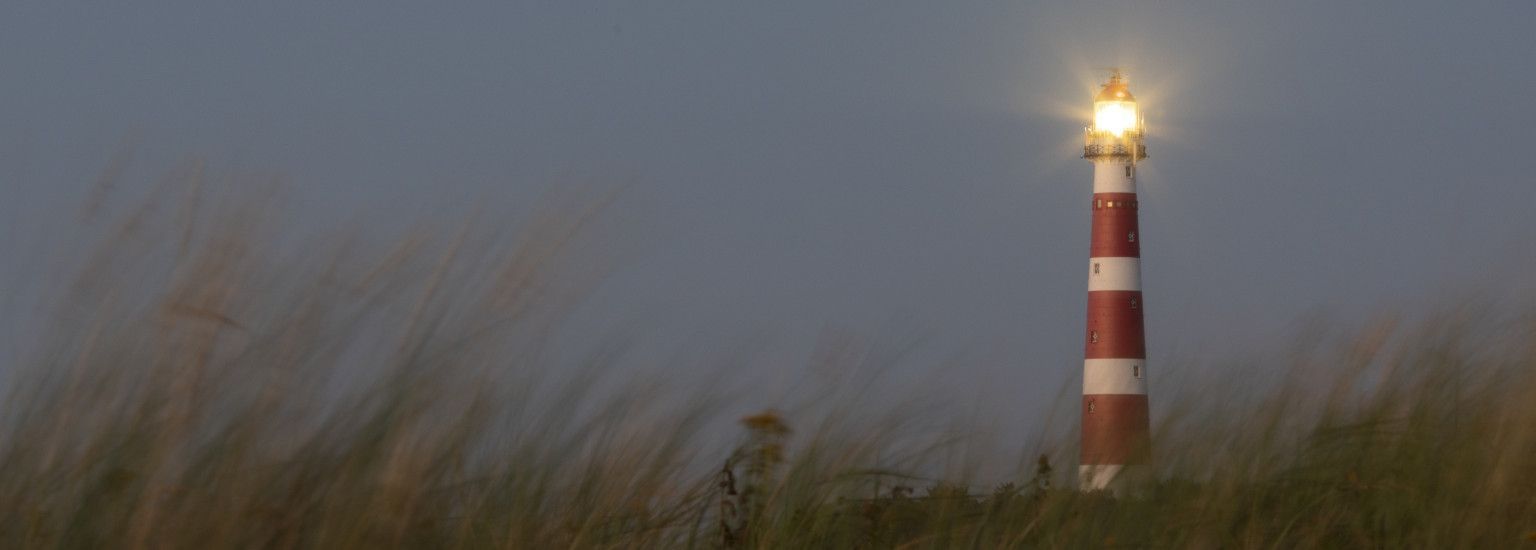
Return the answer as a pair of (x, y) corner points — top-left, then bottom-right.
(1085, 291), (1145, 359)
(1079, 70), (1152, 494)
(1089, 193), (1141, 258)
(1080, 395), (1151, 464)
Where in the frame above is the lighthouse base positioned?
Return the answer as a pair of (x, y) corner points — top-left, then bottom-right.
(1079, 464), (1150, 496)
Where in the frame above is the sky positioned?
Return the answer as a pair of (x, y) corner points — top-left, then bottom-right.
(4, 2), (1536, 461)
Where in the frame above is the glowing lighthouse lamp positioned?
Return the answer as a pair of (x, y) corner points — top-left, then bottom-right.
(1094, 95), (1138, 137)
(1078, 71), (1152, 494)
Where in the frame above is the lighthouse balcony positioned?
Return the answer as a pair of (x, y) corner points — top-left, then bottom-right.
(1083, 129), (1148, 160)
(1083, 142), (1148, 159)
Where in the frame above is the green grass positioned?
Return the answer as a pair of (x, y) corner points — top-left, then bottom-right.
(4, 174), (1535, 548)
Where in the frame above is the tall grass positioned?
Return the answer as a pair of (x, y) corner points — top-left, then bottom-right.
(4, 168), (1535, 548)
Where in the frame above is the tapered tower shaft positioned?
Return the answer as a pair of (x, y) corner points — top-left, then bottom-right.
(1080, 72), (1151, 493)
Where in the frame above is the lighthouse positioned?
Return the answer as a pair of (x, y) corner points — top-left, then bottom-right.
(1079, 71), (1151, 493)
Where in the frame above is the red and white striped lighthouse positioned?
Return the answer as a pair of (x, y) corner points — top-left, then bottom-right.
(1079, 71), (1152, 492)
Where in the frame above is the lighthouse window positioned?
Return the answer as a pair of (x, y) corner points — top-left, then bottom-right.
(1089, 330), (1100, 344)
(1125, 166), (1132, 178)
(1087, 400), (1096, 413)
(1132, 365), (1141, 378)
(1128, 231), (1137, 242)
(1096, 199), (1103, 209)
(1129, 297), (1139, 309)
(1093, 262), (1101, 274)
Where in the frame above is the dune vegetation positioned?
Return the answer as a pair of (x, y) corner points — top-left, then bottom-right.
(4, 172), (1535, 548)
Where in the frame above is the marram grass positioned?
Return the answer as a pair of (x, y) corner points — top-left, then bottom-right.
(4, 173), (1536, 548)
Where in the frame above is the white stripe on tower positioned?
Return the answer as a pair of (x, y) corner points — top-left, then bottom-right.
(1087, 257), (1140, 292)
(1092, 161), (1137, 193)
(1083, 359), (1147, 395)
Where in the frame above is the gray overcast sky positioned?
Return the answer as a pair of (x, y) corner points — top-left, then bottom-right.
(4, 2), (1536, 450)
